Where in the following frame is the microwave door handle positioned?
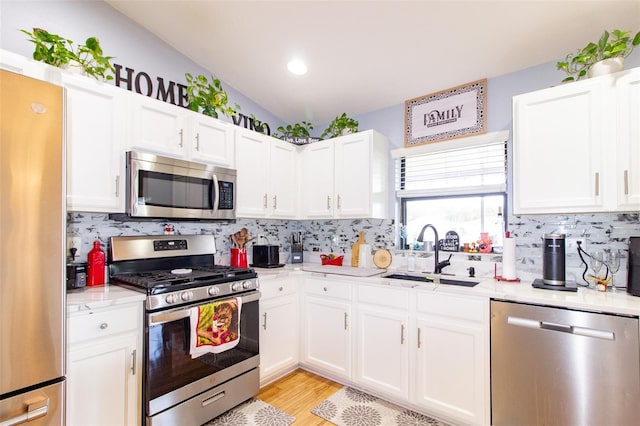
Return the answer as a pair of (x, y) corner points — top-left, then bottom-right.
(212, 174), (220, 211)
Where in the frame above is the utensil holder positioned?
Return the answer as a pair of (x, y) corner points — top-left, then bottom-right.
(230, 248), (248, 268)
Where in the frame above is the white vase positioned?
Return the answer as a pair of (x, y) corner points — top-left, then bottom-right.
(340, 128), (353, 136)
(62, 61), (86, 76)
(588, 57), (625, 78)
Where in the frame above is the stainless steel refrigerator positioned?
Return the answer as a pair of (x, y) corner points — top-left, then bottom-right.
(0, 70), (66, 425)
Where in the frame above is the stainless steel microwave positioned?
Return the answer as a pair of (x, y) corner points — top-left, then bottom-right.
(126, 151), (236, 220)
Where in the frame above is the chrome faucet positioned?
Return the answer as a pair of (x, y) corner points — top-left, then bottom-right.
(416, 224), (451, 274)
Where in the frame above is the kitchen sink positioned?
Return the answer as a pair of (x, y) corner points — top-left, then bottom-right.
(382, 273), (480, 287)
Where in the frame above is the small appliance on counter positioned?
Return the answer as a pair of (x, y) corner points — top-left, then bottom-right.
(627, 237), (640, 297)
(543, 233), (565, 285)
(251, 244), (283, 268)
(66, 262), (87, 290)
(291, 232), (303, 264)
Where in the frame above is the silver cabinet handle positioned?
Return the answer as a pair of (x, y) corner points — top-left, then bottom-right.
(262, 312), (267, 330)
(0, 397), (49, 426)
(323, 287), (328, 292)
(344, 312), (348, 330)
(417, 328), (422, 349)
(327, 196), (331, 210)
(337, 194), (342, 209)
(595, 172), (600, 196)
(400, 324), (405, 345)
(100, 322), (108, 330)
(115, 175), (120, 197)
(263, 194), (268, 208)
(130, 349), (136, 375)
(195, 133), (200, 151)
(179, 128), (184, 147)
(278, 286), (283, 292)
(273, 195), (277, 210)
(624, 170), (629, 195)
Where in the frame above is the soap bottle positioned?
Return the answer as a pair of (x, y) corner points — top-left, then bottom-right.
(407, 247), (416, 272)
(493, 206), (505, 253)
(87, 237), (106, 286)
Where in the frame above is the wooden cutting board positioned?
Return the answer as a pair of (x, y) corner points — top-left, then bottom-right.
(351, 231), (365, 267)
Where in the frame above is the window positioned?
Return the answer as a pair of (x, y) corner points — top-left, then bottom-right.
(392, 131), (508, 249)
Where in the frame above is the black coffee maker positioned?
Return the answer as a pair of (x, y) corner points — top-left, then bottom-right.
(543, 233), (566, 285)
(627, 237), (640, 296)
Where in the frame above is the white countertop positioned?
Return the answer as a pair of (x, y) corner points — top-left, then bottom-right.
(66, 264), (640, 317)
(66, 283), (145, 313)
(254, 263), (640, 317)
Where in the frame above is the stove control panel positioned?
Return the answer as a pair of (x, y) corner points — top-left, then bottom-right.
(147, 278), (259, 310)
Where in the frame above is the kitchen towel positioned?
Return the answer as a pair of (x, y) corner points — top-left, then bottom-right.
(190, 297), (242, 358)
(502, 237), (517, 280)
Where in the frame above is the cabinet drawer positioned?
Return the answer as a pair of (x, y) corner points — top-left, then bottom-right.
(358, 285), (409, 310)
(304, 277), (351, 300)
(68, 304), (140, 345)
(416, 292), (487, 322)
(260, 278), (297, 299)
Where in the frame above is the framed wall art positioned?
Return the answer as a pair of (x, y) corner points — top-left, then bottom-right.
(404, 79), (487, 147)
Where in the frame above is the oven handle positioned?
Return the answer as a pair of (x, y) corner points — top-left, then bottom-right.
(148, 291), (261, 326)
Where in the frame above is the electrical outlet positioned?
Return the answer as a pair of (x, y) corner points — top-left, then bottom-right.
(67, 236), (82, 255)
(566, 237), (586, 252)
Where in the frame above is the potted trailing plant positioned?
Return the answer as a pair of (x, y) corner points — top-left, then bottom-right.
(21, 28), (116, 80)
(321, 113), (359, 139)
(273, 121), (314, 139)
(557, 29), (640, 82)
(185, 73), (239, 119)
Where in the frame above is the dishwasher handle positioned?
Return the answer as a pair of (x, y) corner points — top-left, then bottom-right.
(507, 315), (614, 341)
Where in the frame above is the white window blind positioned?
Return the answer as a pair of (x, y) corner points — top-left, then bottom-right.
(392, 131), (508, 198)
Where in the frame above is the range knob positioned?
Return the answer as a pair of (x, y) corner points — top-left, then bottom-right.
(181, 291), (194, 301)
(242, 280), (253, 289)
(207, 286), (220, 296)
(165, 293), (179, 304)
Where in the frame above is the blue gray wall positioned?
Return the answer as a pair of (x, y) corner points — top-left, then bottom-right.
(3, 1), (639, 282)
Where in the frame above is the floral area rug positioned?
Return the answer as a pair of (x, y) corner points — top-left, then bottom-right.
(204, 398), (294, 426)
(311, 387), (449, 426)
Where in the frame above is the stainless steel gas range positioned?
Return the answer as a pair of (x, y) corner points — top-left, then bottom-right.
(109, 234), (260, 426)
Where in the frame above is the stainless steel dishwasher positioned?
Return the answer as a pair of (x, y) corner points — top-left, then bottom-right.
(491, 300), (640, 426)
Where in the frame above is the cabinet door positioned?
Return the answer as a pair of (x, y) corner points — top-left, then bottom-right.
(67, 332), (138, 426)
(616, 69), (640, 210)
(414, 317), (486, 425)
(188, 115), (235, 167)
(300, 140), (335, 218)
(302, 295), (352, 379)
(269, 140), (297, 218)
(64, 76), (126, 212)
(259, 293), (299, 383)
(130, 95), (187, 158)
(235, 129), (271, 217)
(334, 133), (373, 218)
(513, 79), (608, 214)
(355, 306), (409, 399)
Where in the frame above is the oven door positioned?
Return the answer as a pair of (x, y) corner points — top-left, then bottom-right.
(145, 290), (260, 417)
(127, 151), (236, 220)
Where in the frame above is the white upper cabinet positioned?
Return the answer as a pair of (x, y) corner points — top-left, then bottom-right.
(64, 74), (127, 213)
(300, 130), (389, 219)
(234, 128), (297, 218)
(129, 94), (235, 167)
(513, 67), (640, 214)
(0, 49), (51, 81)
(616, 68), (640, 210)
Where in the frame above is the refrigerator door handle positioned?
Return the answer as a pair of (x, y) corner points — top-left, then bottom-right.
(0, 396), (49, 426)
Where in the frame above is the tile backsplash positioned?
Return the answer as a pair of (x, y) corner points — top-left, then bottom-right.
(68, 212), (639, 285)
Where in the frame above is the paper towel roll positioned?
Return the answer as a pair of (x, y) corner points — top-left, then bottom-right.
(358, 244), (371, 268)
(502, 238), (517, 280)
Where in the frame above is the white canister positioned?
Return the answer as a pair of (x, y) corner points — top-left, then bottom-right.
(358, 244), (372, 268)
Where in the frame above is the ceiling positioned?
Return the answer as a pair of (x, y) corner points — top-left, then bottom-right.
(106, 0), (640, 125)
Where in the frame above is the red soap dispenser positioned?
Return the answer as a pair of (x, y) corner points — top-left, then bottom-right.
(87, 238), (106, 286)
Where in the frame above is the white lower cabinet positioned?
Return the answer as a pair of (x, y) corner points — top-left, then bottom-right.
(66, 303), (142, 426)
(355, 284), (410, 400)
(300, 276), (353, 380)
(413, 291), (490, 426)
(259, 276), (299, 385)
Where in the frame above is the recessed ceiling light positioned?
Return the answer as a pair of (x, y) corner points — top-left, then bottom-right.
(287, 59), (307, 75)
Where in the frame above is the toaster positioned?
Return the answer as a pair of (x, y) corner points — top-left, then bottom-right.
(251, 245), (281, 268)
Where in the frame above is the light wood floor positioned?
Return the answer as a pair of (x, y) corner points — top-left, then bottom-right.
(257, 369), (343, 425)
